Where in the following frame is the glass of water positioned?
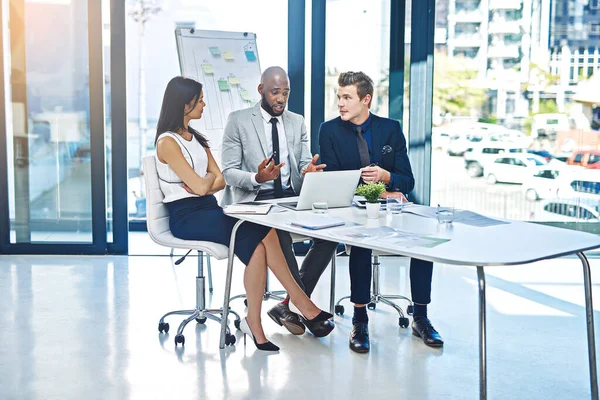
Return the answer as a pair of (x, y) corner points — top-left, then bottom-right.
(436, 205), (455, 224)
(386, 195), (405, 215)
(312, 201), (328, 214)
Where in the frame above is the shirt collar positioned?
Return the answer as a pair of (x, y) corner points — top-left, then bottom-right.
(260, 106), (283, 125)
(347, 112), (372, 133)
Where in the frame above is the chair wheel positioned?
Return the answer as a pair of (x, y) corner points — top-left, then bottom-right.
(234, 319), (241, 330)
(335, 305), (344, 316)
(174, 334), (185, 346)
(407, 305), (414, 315)
(399, 317), (410, 328)
(196, 317), (207, 324)
(367, 302), (376, 310)
(225, 333), (236, 346)
(244, 299), (248, 307)
(158, 322), (169, 333)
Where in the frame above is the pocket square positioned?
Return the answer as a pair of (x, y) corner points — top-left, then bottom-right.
(382, 145), (393, 154)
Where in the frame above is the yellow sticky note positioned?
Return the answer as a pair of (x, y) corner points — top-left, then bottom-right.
(228, 76), (241, 85)
(223, 51), (234, 60)
(240, 90), (252, 101)
(201, 64), (215, 74)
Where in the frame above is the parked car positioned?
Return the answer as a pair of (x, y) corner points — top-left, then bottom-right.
(527, 149), (554, 162)
(567, 150), (600, 168)
(447, 134), (483, 156)
(432, 127), (454, 150)
(463, 142), (528, 177)
(523, 168), (600, 201)
(485, 154), (548, 185)
(534, 198), (600, 222)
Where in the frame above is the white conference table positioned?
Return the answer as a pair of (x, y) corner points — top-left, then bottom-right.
(219, 199), (600, 400)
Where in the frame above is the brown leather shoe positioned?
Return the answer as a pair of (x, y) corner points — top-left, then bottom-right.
(267, 303), (306, 335)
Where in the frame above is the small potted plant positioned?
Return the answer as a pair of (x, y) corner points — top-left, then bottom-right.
(355, 182), (386, 219)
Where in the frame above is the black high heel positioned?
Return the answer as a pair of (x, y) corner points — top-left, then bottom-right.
(299, 311), (335, 338)
(240, 318), (280, 351)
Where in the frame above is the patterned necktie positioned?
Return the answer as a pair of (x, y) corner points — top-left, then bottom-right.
(270, 117), (283, 198)
(355, 126), (371, 167)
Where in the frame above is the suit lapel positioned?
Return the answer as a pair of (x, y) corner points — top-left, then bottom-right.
(282, 111), (297, 167)
(370, 115), (382, 164)
(250, 104), (268, 157)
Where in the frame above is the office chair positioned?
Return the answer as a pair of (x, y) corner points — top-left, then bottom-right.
(334, 250), (413, 328)
(143, 156), (237, 347)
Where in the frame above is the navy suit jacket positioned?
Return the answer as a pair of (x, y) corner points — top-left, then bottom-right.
(318, 114), (415, 194)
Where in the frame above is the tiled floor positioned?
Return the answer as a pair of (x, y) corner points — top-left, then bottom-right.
(0, 253), (598, 399)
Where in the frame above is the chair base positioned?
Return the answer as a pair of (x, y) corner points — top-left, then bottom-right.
(334, 294), (413, 325)
(334, 255), (414, 328)
(158, 252), (239, 347)
(158, 307), (240, 346)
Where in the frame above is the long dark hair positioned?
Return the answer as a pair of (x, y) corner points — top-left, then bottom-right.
(155, 76), (209, 148)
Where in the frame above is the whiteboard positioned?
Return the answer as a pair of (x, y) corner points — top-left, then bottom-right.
(175, 29), (262, 151)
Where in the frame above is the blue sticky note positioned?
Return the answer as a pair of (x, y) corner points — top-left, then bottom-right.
(245, 50), (257, 62)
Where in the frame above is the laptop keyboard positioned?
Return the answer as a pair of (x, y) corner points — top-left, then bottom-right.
(277, 201), (298, 209)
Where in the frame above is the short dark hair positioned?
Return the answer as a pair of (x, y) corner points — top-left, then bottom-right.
(155, 76), (209, 148)
(338, 71), (374, 107)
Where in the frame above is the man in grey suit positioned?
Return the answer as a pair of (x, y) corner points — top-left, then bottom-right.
(221, 66), (338, 337)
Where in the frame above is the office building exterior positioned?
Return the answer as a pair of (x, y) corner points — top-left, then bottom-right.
(446, 0), (551, 118)
(551, 0), (600, 50)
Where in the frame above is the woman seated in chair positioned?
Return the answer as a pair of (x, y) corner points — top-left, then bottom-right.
(154, 76), (334, 351)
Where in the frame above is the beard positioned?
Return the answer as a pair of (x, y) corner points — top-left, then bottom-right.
(261, 96), (284, 116)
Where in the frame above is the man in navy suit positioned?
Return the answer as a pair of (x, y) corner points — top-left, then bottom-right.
(319, 71), (443, 353)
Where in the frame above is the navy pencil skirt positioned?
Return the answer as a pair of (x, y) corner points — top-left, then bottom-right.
(166, 195), (271, 265)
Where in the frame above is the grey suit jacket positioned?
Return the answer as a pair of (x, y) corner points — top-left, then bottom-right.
(220, 103), (313, 206)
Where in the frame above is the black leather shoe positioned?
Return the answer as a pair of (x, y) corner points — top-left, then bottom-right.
(300, 311), (335, 338)
(412, 317), (444, 347)
(349, 322), (370, 353)
(267, 303), (305, 335)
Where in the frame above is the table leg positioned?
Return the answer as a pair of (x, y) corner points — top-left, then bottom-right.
(219, 219), (245, 349)
(577, 252), (598, 400)
(329, 255), (336, 315)
(477, 266), (487, 400)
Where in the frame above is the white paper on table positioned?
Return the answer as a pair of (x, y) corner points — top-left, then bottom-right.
(325, 225), (449, 249)
(401, 205), (508, 227)
(401, 205), (439, 218)
(452, 210), (508, 227)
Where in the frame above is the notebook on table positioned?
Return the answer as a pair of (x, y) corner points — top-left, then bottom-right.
(290, 216), (345, 230)
(224, 204), (272, 215)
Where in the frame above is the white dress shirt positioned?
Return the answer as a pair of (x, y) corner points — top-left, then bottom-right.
(251, 107), (291, 191)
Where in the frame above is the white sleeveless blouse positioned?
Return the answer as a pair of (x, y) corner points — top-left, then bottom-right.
(155, 131), (209, 203)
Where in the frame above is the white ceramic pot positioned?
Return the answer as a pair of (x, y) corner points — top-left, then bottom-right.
(366, 202), (380, 219)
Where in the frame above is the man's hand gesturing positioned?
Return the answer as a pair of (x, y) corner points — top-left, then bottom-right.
(302, 154), (327, 176)
(255, 157), (285, 183)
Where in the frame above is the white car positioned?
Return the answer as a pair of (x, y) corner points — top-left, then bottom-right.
(447, 134), (483, 156)
(521, 167), (600, 201)
(485, 154), (548, 185)
(464, 142), (529, 177)
(522, 169), (563, 201)
(534, 198), (600, 222)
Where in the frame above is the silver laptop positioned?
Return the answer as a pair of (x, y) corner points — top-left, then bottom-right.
(277, 170), (361, 211)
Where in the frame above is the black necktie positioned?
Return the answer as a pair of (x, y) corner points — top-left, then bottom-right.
(270, 117), (283, 198)
(355, 126), (371, 167)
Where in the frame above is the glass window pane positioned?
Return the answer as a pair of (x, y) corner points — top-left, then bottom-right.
(7, 0), (92, 243)
(325, 0), (391, 121)
(430, 0), (600, 233)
